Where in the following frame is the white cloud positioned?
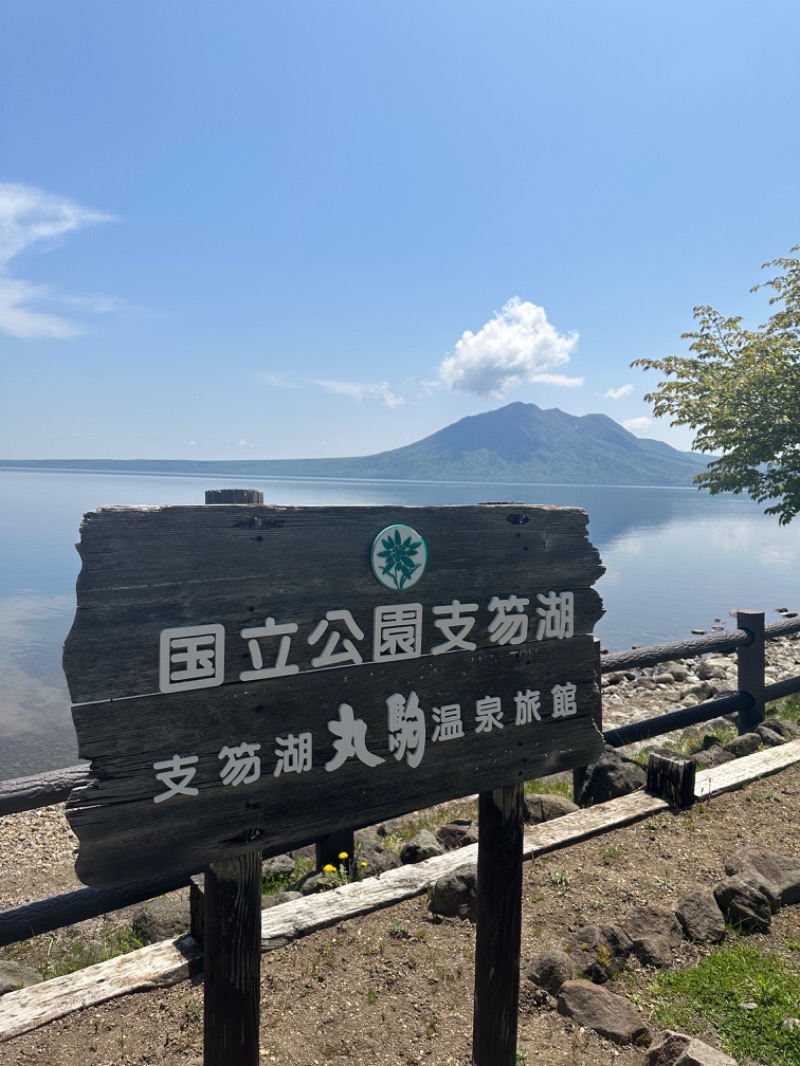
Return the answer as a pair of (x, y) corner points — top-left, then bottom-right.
(621, 417), (652, 433)
(438, 297), (581, 398)
(605, 384), (634, 400)
(0, 182), (116, 339)
(0, 279), (81, 339)
(314, 379), (406, 408)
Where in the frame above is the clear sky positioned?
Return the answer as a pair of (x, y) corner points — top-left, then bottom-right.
(1, 1), (797, 461)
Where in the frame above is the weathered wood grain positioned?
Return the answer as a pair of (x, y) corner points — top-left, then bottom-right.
(68, 639), (603, 886)
(473, 784), (524, 1066)
(64, 504), (604, 703)
(646, 753), (696, 808)
(0, 934), (203, 1042)
(64, 504), (605, 888)
(694, 738), (800, 798)
(203, 852), (261, 1066)
(0, 765), (89, 818)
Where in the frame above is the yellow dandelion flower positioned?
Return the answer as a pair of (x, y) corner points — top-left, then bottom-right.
(323, 864), (336, 873)
(360, 861), (368, 868)
(338, 851), (349, 860)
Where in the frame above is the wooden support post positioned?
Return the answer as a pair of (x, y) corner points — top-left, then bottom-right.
(203, 853), (262, 1066)
(315, 827), (356, 873)
(189, 874), (205, 946)
(737, 609), (765, 734)
(202, 489), (264, 1066)
(646, 753), (695, 808)
(573, 638), (603, 804)
(472, 782), (525, 1066)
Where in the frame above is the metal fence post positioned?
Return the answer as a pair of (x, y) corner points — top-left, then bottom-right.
(737, 609), (765, 734)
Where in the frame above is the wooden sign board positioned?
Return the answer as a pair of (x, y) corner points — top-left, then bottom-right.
(64, 504), (605, 888)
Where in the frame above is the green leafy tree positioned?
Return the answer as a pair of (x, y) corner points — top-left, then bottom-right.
(632, 248), (800, 524)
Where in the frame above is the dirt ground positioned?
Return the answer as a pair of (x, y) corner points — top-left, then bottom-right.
(2, 756), (800, 1066)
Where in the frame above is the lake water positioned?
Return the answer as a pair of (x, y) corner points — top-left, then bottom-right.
(1, 469), (799, 779)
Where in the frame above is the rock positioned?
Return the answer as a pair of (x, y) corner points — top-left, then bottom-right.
(526, 949), (575, 995)
(713, 876), (772, 932)
(0, 961), (43, 995)
(648, 1030), (691, 1065)
(724, 846), (800, 908)
(429, 864), (477, 921)
(722, 733), (761, 758)
(524, 793), (579, 823)
(620, 904), (683, 968)
(293, 871), (329, 895)
(262, 890), (302, 909)
(756, 724), (786, 747)
(578, 749), (647, 806)
(653, 672), (675, 685)
(674, 1038), (738, 1065)
(669, 665), (691, 682)
(652, 669), (678, 686)
(435, 819), (477, 850)
(696, 659), (731, 681)
(761, 717), (798, 738)
(131, 899), (189, 944)
(691, 747), (735, 769)
(400, 829), (444, 864)
(262, 853), (296, 880)
(557, 980), (651, 1046)
(356, 838), (402, 876)
(675, 891), (726, 944)
(563, 923), (632, 983)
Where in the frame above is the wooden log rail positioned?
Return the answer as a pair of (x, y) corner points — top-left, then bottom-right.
(3, 740), (800, 1046)
(1, 614), (798, 950)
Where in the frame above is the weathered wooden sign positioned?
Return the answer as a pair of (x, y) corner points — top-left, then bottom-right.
(64, 503), (605, 888)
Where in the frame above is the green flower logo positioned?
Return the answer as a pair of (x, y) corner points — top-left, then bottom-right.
(370, 524), (428, 591)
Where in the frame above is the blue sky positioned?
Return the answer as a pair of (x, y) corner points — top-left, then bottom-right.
(1, 1), (797, 460)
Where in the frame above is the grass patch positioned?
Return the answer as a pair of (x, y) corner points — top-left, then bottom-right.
(768, 693), (800, 724)
(647, 942), (800, 1065)
(660, 723), (739, 760)
(524, 775), (573, 800)
(35, 921), (142, 980)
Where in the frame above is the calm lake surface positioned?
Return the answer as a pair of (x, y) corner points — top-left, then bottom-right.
(1, 468), (799, 778)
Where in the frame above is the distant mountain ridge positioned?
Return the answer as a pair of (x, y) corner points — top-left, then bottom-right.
(0, 402), (707, 486)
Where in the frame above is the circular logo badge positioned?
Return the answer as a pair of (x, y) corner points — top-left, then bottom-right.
(370, 524), (428, 591)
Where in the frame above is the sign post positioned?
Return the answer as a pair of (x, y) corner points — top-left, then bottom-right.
(64, 499), (605, 1064)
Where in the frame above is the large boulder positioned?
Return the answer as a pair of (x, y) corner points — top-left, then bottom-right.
(578, 749), (647, 806)
(562, 923), (632, 983)
(132, 899), (189, 944)
(713, 876), (771, 933)
(557, 980), (651, 1046)
(429, 863), (477, 921)
(356, 838), (402, 876)
(675, 1039), (739, 1065)
(435, 819), (478, 850)
(526, 949), (575, 995)
(724, 846), (800, 909)
(0, 961), (43, 995)
(675, 891), (726, 944)
(620, 904), (683, 968)
(722, 733), (761, 759)
(525, 793), (579, 823)
(400, 829), (444, 865)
